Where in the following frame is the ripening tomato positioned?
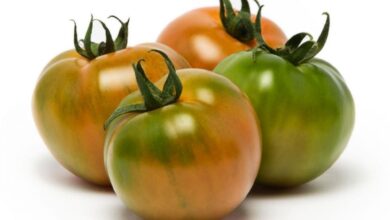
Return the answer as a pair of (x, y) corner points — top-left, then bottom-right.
(32, 17), (189, 185)
(157, 0), (286, 70)
(104, 51), (261, 219)
(215, 12), (355, 187)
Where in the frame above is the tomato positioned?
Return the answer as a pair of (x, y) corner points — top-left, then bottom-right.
(104, 51), (260, 219)
(214, 11), (355, 187)
(32, 17), (190, 186)
(157, 0), (286, 70)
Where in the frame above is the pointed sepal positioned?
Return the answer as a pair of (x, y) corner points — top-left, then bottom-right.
(72, 15), (130, 60)
(104, 50), (183, 130)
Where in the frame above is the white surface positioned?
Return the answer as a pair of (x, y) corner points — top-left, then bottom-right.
(0, 0), (389, 219)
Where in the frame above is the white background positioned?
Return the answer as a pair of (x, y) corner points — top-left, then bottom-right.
(0, 0), (389, 219)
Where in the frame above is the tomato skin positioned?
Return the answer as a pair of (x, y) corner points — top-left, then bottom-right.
(32, 43), (190, 185)
(157, 7), (286, 70)
(105, 70), (260, 219)
(214, 51), (354, 187)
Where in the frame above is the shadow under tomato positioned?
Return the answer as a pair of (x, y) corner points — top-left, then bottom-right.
(116, 205), (251, 220)
(113, 206), (142, 220)
(248, 161), (361, 198)
(35, 155), (113, 194)
(223, 204), (251, 220)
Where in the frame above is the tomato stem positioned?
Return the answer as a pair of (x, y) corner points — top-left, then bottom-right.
(253, 6), (330, 65)
(219, 0), (259, 43)
(72, 15), (130, 60)
(104, 50), (183, 130)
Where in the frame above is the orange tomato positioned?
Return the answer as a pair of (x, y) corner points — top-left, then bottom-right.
(32, 17), (190, 186)
(158, 5), (286, 70)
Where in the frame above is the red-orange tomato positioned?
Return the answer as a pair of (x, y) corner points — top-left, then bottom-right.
(32, 43), (189, 185)
(158, 7), (287, 70)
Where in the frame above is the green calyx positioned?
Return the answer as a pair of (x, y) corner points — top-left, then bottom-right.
(220, 0), (261, 43)
(72, 15), (130, 60)
(253, 5), (330, 65)
(104, 50), (183, 130)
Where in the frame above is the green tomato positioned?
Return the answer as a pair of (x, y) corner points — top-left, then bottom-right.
(214, 11), (354, 187)
(215, 50), (354, 187)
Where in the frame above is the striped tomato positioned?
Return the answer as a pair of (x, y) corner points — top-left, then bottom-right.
(104, 51), (260, 219)
(32, 17), (189, 185)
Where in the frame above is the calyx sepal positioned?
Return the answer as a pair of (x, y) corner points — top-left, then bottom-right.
(104, 50), (182, 130)
(220, 0), (261, 43)
(253, 5), (330, 65)
(72, 15), (130, 60)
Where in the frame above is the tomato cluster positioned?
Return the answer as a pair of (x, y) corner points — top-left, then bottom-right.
(32, 0), (354, 219)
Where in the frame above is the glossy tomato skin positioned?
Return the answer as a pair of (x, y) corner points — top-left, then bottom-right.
(105, 70), (261, 219)
(157, 7), (286, 70)
(32, 43), (190, 185)
(214, 51), (354, 187)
